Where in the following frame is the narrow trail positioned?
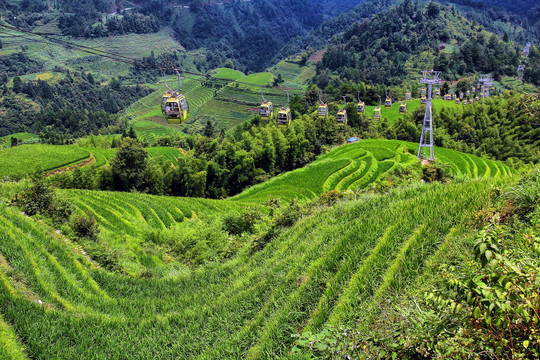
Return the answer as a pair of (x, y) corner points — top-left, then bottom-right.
(45, 154), (95, 177)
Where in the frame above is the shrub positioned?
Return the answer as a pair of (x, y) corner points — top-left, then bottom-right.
(71, 215), (100, 241)
(16, 172), (72, 223)
(422, 160), (453, 183)
(222, 210), (261, 235)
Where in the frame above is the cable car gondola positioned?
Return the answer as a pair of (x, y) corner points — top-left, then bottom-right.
(356, 92), (365, 114)
(459, 92), (464, 99)
(260, 88), (274, 121)
(434, 87), (441, 98)
(276, 90), (291, 127)
(336, 97), (347, 125)
(161, 71), (179, 114)
(385, 89), (392, 108)
(373, 96), (382, 120)
(399, 102), (407, 113)
(466, 89), (470, 97)
(318, 91), (328, 119)
(421, 96), (427, 105)
(405, 86), (411, 101)
(421, 87), (426, 97)
(164, 70), (189, 124)
(444, 93), (451, 101)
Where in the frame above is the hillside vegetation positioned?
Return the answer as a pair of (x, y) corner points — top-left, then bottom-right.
(0, 174), (506, 359)
(233, 139), (514, 203)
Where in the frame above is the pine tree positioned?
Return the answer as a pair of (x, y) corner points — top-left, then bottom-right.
(204, 119), (215, 138)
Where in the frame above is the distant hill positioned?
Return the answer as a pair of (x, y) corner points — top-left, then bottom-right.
(312, 1), (520, 86)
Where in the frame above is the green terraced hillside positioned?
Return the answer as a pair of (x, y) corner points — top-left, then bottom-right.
(232, 139), (514, 203)
(0, 145), (90, 179)
(0, 177), (504, 359)
(0, 145), (183, 178)
(122, 62), (313, 135)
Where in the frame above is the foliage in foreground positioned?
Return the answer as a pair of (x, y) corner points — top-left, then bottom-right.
(294, 169), (540, 359)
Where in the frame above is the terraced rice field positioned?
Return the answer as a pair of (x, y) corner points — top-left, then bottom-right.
(0, 144), (183, 179)
(132, 121), (184, 144)
(0, 144), (90, 178)
(0, 177), (502, 359)
(269, 60), (315, 89)
(232, 139), (513, 203)
(362, 98), (466, 124)
(0, 133), (40, 149)
(62, 189), (247, 236)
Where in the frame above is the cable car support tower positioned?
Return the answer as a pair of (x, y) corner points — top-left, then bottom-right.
(479, 74), (493, 100)
(518, 65), (525, 81)
(417, 70), (442, 161)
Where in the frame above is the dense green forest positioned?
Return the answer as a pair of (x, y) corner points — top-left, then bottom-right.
(314, 1), (520, 86)
(0, 70), (150, 138)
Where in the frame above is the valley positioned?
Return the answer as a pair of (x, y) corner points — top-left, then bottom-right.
(0, 0), (539, 358)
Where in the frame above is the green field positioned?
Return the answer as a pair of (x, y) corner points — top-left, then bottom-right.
(0, 145), (90, 178)
(0, 175), (504, 359)
(0, 133), (40, 149)
(0, 144), (184, 178)
(232, 139), (513, 203)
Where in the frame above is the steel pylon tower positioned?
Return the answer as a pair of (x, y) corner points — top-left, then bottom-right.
(417, 70), (442, 160)
(518, 64), (525, 81)
(479, 74), (493, 100)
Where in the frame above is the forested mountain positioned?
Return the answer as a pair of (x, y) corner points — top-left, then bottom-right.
(0, 70), (150, 139)
(0, 0), (362, 72)
(312, 1), (520, 86)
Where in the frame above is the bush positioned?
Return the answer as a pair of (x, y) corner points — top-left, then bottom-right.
(422, 160), (453, 183)
(71, 215), (100, 241)
(16, 172), (72, 223)
(222, 210), (261, 235)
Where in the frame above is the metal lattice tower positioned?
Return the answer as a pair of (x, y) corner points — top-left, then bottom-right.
(479, 74), (493, 100)
(518, 64), (525, 80)
(417, 70), (442, 160)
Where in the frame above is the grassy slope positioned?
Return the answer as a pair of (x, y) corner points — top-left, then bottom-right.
(122, 62), (313, 136)
(232, 139), (513, 203)
(0, 145), (90, 178)
(0, 177), (503, 359)
(0, 144), (183, 178)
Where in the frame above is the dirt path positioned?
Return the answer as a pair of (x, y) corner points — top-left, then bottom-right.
(45, 154), (95, 177)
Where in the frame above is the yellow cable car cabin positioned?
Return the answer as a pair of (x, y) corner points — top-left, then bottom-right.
(466, 89), (470, 97)
(336, 108), (347, 125)
(399, 102), (407, 113)
(455, 98), (460, 104)
(405, 91), (411, 101)
(421, 96), (427, 105)
(434, 88), (441, 98)
(459, 92), (464, 99)
(260, 100), (274, 121)
(162, 91), (174, 113)
(384, 97), (392, 108)
(373, 106), (381, 120)
(277, 107), (291, 126)
(165, 95), (189, 124)
(444, 93), (451, 101)
(357, 101), (365, 114)
(475, 96), (479, 101)
(421, 87), (426, 96)
(318, 103), (328, 119)
(463, 100), (468, 106)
